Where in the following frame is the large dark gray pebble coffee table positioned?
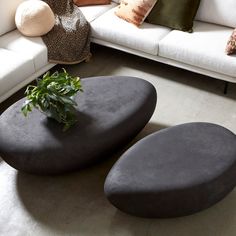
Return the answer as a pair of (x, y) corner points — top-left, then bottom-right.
(105, 122), (236, 218)
(0, 76), (157, 175)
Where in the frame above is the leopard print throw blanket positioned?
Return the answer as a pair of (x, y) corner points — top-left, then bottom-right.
(42, 0), (91, 64)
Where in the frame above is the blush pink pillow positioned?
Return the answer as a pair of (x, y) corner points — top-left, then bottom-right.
(115, 0), (157, 26)
(226, 29), (236, 55)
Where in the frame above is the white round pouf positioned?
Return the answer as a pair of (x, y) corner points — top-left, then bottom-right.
(15, 0), (55, 37)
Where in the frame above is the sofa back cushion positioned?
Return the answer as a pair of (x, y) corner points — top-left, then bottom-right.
(0, 0), (26, 36)
(195, 0), (236, 28)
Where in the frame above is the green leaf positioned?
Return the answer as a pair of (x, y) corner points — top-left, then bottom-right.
(21, 69), (82, 131)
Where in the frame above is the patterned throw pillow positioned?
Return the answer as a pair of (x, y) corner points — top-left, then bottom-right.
(115, 0), (157, 26)
(226, 29), (236, 55)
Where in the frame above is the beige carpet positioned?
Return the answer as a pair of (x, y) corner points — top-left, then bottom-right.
(1, 45), (236, 236)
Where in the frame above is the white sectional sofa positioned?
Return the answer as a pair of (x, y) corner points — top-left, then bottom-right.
(91, 0), (236, 82)
(1, 0), (236, 103)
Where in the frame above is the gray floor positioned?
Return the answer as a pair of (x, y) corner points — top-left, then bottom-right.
(1, 45), (236, 236)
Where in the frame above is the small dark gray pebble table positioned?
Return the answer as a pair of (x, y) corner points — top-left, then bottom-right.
(0, 76), (157, 175)
(105, 122), (236, 218)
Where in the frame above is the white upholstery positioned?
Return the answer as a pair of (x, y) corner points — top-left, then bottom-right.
(91, 7), (171, 55)
(112, 0), (120, 3)
(0, 63), (55, 103)
(196, 0), (236, 28)
(0, 0), (26, 36)
(159, 21), (236, 77)
(0, 30), (48, 71)
(79, 2), (117, 22)
(0, 48), (34, 98)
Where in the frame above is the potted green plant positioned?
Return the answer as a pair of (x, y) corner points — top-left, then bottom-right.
(21, 69), (83, 131)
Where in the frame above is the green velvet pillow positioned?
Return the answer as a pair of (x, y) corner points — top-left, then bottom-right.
(146, 0), (201, 32)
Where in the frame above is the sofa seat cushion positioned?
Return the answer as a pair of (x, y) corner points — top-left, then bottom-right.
(91, 8), (171, 55)
(79, 2), (117, 22)
(0, 48), (35, 99)
(159, 21), (236, 78)
(0, 30), (48, 71)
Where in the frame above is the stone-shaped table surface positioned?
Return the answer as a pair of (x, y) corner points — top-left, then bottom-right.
(0, 76), (157, 174)
(105, 122), (236, 218)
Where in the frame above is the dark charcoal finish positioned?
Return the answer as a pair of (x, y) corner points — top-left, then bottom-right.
(104, 122), (236, 218)
(0, 76), (157, 175)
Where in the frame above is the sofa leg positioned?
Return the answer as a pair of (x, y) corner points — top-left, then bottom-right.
(224, 82), (229, 94)
(85, 53), (92, 63)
